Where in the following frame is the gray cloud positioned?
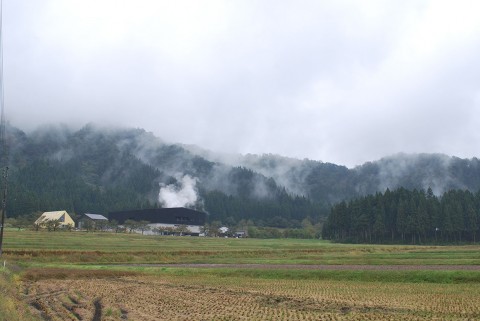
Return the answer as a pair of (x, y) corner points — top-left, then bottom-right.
(4, 0), (480, 167)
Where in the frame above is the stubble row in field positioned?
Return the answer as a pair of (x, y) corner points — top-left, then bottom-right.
(19, 268), (480, 321)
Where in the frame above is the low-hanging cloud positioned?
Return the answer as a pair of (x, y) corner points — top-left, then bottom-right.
(5, 0), (480, 167)
(158, 174), (199, 208)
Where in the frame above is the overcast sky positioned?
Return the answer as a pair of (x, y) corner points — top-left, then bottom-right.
(4, 0), (480, 167)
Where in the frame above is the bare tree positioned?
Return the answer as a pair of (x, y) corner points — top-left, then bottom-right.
(45, 219), (61, 232)
(124, 219), (138, 233)
(209, 220), (222, 237)
(137, 220), (151, 235)
(95, 219), (108, 232)
(82, 219), (94, 232)
(108, 219), (121, 233)
(175, 224), (189, 236)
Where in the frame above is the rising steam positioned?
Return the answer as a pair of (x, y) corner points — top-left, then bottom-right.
(158, 174), (199, 208)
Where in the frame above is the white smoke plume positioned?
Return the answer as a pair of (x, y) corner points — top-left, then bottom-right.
(158, 174), (199, 208)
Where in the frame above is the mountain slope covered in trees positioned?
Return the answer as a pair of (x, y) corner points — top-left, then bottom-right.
(4, 123), (480, 230)
(6, 124), (325, 227)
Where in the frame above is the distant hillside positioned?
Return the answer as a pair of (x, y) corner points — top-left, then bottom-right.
(353, 153), (480, 194)
(5, 124), (325, 227)
(194, 149), (480, 202)
(4, 123), (480, 227)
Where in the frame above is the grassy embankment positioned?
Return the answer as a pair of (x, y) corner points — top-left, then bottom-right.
(0, 266), (40, 321)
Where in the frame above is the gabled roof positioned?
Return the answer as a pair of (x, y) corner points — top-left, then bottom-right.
(35, 210), (75, 226)
(84, 213), (108, 220)
(36, 211), (68, 222)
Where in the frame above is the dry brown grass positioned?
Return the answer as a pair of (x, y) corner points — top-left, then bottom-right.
(20, 268), (137, 282)
(0, 269), (41, 321)
(20, 269), (480, 321)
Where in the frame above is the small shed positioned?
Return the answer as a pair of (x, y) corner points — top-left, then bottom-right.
(35, 211), (75, 229)
(78, 213), (109, 230)
(235, 230), (247, 238)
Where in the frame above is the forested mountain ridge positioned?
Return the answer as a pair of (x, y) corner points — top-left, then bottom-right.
(352, 153), (480, 196)
(195, 148), (480, 202)
(6, 124), (326, 226)
(4, 123), (480, 228)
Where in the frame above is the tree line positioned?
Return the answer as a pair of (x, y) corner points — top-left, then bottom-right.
(322, 187), (480, 244)
(202, 189), (328, 229)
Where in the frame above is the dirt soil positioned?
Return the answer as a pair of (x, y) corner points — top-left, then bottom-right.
(21, 270), (480, 321)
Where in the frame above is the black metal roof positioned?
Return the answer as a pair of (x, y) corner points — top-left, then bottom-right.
(108, 207), (206, 225)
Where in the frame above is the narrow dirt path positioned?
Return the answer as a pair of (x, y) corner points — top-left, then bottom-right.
(116, 263), (480, 270)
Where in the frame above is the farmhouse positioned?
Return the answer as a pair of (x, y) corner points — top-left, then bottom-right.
(34, 211), (75, 229)
(108, 207), (206, 236)
(78, 213), (109, 230)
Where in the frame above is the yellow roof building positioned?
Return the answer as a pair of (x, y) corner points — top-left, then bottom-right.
(35, 211), (75, 228)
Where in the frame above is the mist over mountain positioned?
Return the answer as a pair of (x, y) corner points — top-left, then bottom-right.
(192, 146), (480, 202)
(4, 123), (480, 227)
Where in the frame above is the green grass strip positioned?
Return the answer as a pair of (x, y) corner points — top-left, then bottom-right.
(19, 263), (480, 284)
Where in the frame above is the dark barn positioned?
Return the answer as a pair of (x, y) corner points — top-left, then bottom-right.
(108, 207), (206, 226)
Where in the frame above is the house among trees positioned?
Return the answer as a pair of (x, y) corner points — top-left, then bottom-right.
(78, 213), (109, 231)
(108, 207), (206, 236)
(34, 211), (75, 230)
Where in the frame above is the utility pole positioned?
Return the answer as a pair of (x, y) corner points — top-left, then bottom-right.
(0, 0), (8, 258)
(0, 168), (7, 257)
